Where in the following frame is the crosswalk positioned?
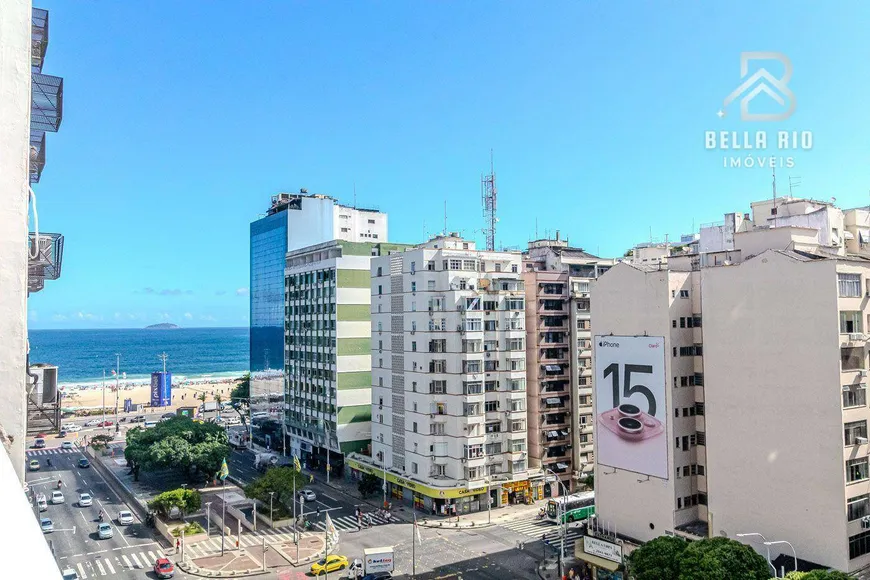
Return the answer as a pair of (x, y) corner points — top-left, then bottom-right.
(66, 548), (166, 579)
(26, 447), (78, 456)
(498, 517), (586, 554)
(183, 511), (393, 558)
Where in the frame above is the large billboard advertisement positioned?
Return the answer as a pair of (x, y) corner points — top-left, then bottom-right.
(150, 372), (172, 407)
(594, 335), (668, 479)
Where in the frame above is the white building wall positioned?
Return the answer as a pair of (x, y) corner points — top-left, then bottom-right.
(703, 252), (852, 570)
(0, 0), (33, 483)
(591, 264), (681, 542)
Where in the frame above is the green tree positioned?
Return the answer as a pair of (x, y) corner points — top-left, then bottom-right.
(358, 473), (381, 499)
(230, 373), (250, 429)
(243, 467), (306, 518)
(677, 537), (770, 580)
(783, 571), (851, 580)
(627, 536), (687, 580)
(148, 488), (202, 520)
(124, 416), (229, 482)
(89, 434), (114, 451)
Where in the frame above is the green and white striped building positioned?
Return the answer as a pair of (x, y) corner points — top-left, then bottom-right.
(285, 239), (411, 472)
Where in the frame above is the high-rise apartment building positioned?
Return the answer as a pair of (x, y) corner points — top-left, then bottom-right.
(591, 196), (870, 574)
(285, 239), (410, 475)
(250, 190), (387, 372)
(523, 237), (614, 493)
(349, 234), (533, 515)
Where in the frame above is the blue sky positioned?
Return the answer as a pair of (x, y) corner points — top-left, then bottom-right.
(29, 1), (870, 329)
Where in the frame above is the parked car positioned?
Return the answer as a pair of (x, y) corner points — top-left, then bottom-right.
(40, 518), (54, 533)
(97, 523), (113, 539)
(131, 415), (145, 423)
(57, 430), (67, 438)
(79, 492), (93, 507)
(153, 558), (175, 579)
(299, 489), (317, 502)
(28, 459), (39, 471)
(117, 510), (135, 525)
(51, 491), (65, 504)
(61, 441), (73, 450)
(33, 438), (46, 448)
(78, 458), (90, 469)
(84, 419), (101, 426)
(97, 420), (113, 427)
(65, 424), (81, 432)
(60, 568), (79, 580)
(37, 496), (47, 512)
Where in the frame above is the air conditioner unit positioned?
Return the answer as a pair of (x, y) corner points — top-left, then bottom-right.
(851, 334), (865, 342)
(857, 437), (869, 444)
(861, 371), (868, 378)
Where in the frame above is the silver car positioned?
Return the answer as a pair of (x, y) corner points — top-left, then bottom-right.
(40, 518), (53, 533)
(117, 510), (134, 525)
(51, 490), (65, 504)
(97, 523), (113, 539)
(78, 492), (92, 507)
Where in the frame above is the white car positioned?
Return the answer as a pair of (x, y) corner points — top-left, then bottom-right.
(79, 492), (92, 507)
(64, 424), (82, 432)
(61, 568), (80, 580)
(84, 419), (100, 427)
(299, 489), (316, 502)
(61, 441), (74, 450)
(117, 510), (134, 525)
(51, 490), (65, 504)
(97, 523), (113, 539)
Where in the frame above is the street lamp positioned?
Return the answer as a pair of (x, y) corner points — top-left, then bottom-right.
(205, 502), (212, 537)
(736, 533), (776, 576)
(269, 491), (275, 522)
(764, 540), (798, 577)
(544, 468), (569, 580)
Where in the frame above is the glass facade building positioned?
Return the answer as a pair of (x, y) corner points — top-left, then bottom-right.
(250, 211), (288, 372)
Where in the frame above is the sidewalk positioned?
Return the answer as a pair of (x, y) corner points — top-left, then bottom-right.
(418, 499), (541, 529)
(537, 556), (587, 580)
(179, 534), (326, 577)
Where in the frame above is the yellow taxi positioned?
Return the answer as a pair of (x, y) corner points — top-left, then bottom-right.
(310, 554), (348, 575)
(29, 459), (40, 471)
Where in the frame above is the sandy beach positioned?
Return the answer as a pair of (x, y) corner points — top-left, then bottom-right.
(59, 377), (239, 410)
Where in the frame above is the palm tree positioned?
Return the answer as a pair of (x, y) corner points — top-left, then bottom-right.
(214, 393), (223, 420)
(197, 392), (207, 418)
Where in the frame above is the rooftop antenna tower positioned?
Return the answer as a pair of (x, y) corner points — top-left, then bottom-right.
(444, 200), (448, 235)
(772, 167), (778, 227)
(158, 352), (168, 374)
(481, 150), (498, 251)
(788, 175), (802, 196)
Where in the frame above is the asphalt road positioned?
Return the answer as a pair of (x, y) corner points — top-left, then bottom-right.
(25, 443), (194, 580)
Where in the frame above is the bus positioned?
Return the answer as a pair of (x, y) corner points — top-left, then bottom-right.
(546, 491), (595, 524)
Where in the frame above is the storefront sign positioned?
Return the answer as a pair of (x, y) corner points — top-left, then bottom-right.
(584, 536), (622, 563)
(347, 458), (489, 499)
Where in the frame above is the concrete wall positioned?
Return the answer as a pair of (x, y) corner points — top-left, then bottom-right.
(0, 0), (32, 483)
(702, 252), (851, 570)
(591, 264), (678, 542)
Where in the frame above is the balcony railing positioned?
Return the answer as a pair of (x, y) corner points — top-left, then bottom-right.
(31, 73), (64, 132)
(28, 233), (63, 294)
(31, 8), (48, 73)
(29, 130), (45, 184)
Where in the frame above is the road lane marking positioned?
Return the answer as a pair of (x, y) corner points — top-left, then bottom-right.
(85, 549), (109, 556)
(321, 494), (338, 502)
(121, 555), (132, 568)
(95, 560), (105, 576)
(104, 559), (115, 574)
(129, 552), (142, 568)
(76, 562), (87, 579)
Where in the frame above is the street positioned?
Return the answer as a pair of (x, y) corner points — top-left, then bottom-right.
(25, 440), (193, 580)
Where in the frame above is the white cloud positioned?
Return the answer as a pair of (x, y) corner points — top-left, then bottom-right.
(236, 288), (249, 296)
(52, 313), (68, 321)
(199, 314), (217, 322)
(159, 312), (172, 321)
(76, 311), (101, 321)
(184, 312), (193, 320)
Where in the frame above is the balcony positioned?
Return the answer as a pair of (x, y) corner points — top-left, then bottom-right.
(29, 130), (45, 184)
(539, 317), (569, 331)
(542, 397), (568, 412)
(540, 349), (568, 363)
(31, 8), (48, 73)
(31, 73), (64, 132)
(538, 284), (566, 297)
(27, 233), (64, 294)
(541, 382), (569, 395)
(544, 429), (570, 443)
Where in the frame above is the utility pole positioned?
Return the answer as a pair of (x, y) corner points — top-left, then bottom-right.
(114, 354), (121, 431)
(205, 502), (212, 537)
(325, 424), (331, 484)
(101, 370), (106, 428)
(158, 352), (168, 374)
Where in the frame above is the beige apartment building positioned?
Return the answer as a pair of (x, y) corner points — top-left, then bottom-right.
(523, 237), (614, 493)
(349, 234), (534, 515)
(593, 196), (870, 574)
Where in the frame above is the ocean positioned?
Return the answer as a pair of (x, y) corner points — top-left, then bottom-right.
(28, 327), (249, 385)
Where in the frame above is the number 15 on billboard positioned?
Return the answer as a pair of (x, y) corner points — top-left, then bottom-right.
(594, 336), (669, 479)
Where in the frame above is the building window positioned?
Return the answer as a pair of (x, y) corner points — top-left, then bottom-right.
(412, 422), (418, 433)
(430, 380), (446, 394)
(431, 423), (445, 435)
(842, 347), (867, 371)
(839, 273), (862, 297)
(849, 458), (870, 483)
(412, 462), (418, 474)
(679, 290), (689, 298)
(845, 386), (868, 408)
(411, 281), (417, 292)
(449, 259), (461, 270)
(849, 494), (870, 521)
(842, 311), (864, 334)
(846, 420), (868, 446)
(432, 464), (447, 477)
(378, 285), (383, 295)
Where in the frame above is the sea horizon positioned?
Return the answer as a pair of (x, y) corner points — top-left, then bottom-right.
(29, 327), (252, 385)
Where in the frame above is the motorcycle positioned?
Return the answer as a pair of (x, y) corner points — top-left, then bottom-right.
(98, 512), (104, 523)
(56, 480), (62, 490)
(303, 520), (312, 531)
(536, 508), (546, 520)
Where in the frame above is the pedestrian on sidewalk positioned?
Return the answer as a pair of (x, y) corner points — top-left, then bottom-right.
(176, 539), (180, 554)
(316, 506), (321, 518)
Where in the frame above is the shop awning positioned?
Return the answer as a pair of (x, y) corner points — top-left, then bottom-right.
(574, 539), (622, 572)
(544, 365), (562, 372)
(545, 397), (562, 405)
